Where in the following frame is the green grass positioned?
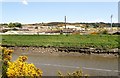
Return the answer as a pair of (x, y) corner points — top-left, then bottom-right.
(1, 34), (119, 49)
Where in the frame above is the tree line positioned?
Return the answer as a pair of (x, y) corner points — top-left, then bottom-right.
(0, 22), (22, 28)
(0, 22), (119, 28)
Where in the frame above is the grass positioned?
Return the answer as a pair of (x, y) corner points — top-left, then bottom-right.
(1, 34), (119, 49)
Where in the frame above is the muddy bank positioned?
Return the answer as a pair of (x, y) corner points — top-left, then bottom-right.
(3, 45), (119, 57)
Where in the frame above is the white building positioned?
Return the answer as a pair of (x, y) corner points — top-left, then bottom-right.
(62, 25), (85, 31)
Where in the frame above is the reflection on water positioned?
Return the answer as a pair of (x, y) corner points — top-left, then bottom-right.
(12, 51), (118, 76)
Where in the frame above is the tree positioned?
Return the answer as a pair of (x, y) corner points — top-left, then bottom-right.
(8, 22), (15, 28)
(14, 22), (22, 28)
(8, 22), (22, 28)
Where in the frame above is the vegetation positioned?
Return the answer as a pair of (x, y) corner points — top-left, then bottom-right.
(1, 46), (43, 78)
(100, 30), (109, 34)
(1, 34), (119, 49)
(8, 22), (22, 28)
(1, 22), (119, 27)
(42, 22), (119, 27)
(58, 70), (88, 78)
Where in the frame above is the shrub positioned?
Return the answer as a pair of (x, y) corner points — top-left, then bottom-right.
(0, 46), (42, 78)
(90, 32), (99, 35)
(58, 70), (88, 78)
(101, 30), (108, 34)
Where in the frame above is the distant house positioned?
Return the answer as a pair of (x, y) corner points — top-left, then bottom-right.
(62, 25), (85, 31)
(4, 31), (19, 34)
(45, 30), (61, 33)
(61, 28), (75, 34)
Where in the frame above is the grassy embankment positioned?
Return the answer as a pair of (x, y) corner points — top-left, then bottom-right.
(1, 34), (119, 49)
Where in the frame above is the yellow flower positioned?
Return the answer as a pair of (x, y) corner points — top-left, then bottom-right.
(2, 47), (43, 77)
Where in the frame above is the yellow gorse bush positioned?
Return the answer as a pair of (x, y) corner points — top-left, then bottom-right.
(1, 47), (13, 61)
(7, 56), (42, 77)
(0, 46), (43, 78)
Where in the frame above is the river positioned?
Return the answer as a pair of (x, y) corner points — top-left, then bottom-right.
(12, 50), (118, 76)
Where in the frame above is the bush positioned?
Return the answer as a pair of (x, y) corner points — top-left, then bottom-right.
(0, 46), (42, 78)
(90, 32), (99, 35)
(58, 70), (88, 78)
(101, 30), (108, 34)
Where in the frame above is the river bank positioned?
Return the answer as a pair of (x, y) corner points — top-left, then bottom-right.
(4, 46), (119, 57)
(1, 46), (118, 76)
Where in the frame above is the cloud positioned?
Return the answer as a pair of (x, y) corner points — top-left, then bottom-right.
(22, 0), (28, 5)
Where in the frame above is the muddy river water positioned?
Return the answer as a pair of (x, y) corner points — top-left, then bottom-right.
(12, 50), (118, 76)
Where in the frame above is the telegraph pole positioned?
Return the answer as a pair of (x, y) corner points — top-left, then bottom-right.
(111, 14), (113, 32)
(65, 16), (66, 29)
